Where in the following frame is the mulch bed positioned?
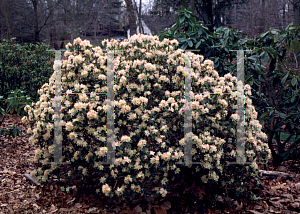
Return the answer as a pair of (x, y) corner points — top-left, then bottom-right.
(1, 114), (300, 213)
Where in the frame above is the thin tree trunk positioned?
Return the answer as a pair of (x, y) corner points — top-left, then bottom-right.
(206, 0), (214, 32)
(0, 0), (12, 39)
(133, 0), (143, 34)
(180, 0), (188, 9)
(283, 1), (286, 28)
(191, 0), (195, 14)
(32, 0), (40, 43)
(0, 0), (3, 40)
(139, 0), (144, 34)
(260, 0), (266, 33)
(294, 0), (300, 25)
(124, 0), (137, 37)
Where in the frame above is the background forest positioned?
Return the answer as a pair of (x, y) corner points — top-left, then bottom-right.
(0, 0), (300, 49)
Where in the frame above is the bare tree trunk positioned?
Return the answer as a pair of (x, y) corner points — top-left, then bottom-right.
(124, 0), (137, 37)
(32, 0), (40, 43)
(1, 21), (4, 40)
(180, 0), (188, 9)
(0, 0), (13, 39)
(283, 0), (286, 27)
(138, 0), (144, 34)
(294, 0), (300, 25)
(133, 0), (143, 34)
(259, 0), (266, 34)
(206, 0), (214, 32)
(191, 0), (195, 14)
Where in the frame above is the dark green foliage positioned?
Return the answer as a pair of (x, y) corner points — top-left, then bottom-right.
(158, 6), (241, 77)
(4, 89), (33, 116)
(0, 89), (33, 137)
(0, 125), (23, 139)
(0, 95), (7, 121)
(243, 25), (300, 166)
(0, 37), (55, 102)
(159, 6), (300, 167)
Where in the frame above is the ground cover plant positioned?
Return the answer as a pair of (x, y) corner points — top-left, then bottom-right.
(0, 89), (33, 139)
(21, 34), (272, 210)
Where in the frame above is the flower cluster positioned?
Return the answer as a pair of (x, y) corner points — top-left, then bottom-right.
(23, 33), (271, 203)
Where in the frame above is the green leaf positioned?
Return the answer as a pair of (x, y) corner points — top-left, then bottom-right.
(281, 72), (289, 84)
(0, 107), (7, 117)
(181, 43), (188, 50)
(293, 39), (300, 54)
(291, 78), (297, 87)
(188, 40), (193, 47)
(269, 112), (275, 125)
(195, 41), (201, 49)
(287, 37), (293, 53)
(280, 151), (289, 160)
(274, 33), (279, 43)
(259, 111), (269, 120)
(247, 56), (258, 61)
(271, 29), (278, 34)
(259, 31), (269, 39)
(291, 94), (296, 103)
(279, 33), (287, 41)
(264, 47), (277, 59)
(275, 110), (286, 119)
(289, 24), (299, 31)
(179, 16), (185, 24)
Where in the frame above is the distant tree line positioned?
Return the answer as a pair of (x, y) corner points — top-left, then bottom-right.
(0, 0), (299, 48)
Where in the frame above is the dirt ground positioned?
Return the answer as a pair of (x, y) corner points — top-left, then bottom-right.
(1, 114), (300, 214)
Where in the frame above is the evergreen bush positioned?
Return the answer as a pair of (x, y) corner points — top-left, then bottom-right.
(0, 37), (54, 102)
(22, 34), (271, 206)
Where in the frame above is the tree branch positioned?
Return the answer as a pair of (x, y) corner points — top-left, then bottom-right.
(259, 170), (296, 179)
(38, 0), (64, 33)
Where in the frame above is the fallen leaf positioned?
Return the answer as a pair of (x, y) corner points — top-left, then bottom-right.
(88, 207), (98, 213)
(74, 203), (82, 208)
(49, 204), (56, 211)
(261, 200), (269, 211)
(152, 206), (167, 214)
(161, 201), (171, 210)
(59, 207), (75, 212)
(1, 168), (16, 175)
(248, 210), (263, 214)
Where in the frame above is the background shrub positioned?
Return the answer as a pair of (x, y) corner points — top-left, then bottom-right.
(0, 37), (54, 102)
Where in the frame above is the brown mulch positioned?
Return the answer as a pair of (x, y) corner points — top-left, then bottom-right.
(1, 114), (300, 214)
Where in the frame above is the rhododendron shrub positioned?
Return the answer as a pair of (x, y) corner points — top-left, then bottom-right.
(22, 34), (271, 204)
